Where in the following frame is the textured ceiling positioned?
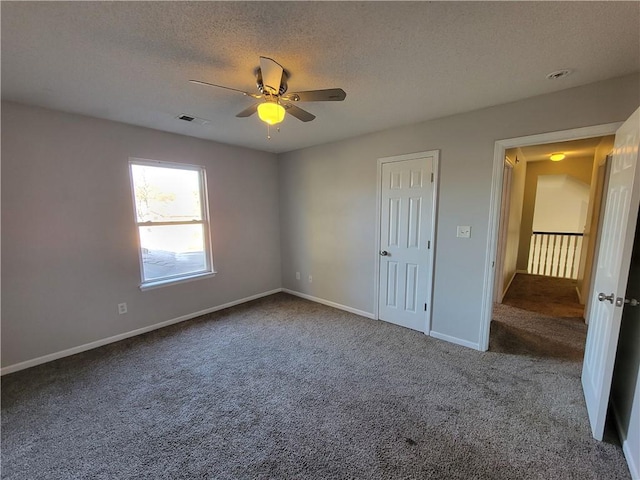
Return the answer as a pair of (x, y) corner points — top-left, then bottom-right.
(2, 2), (639, 153)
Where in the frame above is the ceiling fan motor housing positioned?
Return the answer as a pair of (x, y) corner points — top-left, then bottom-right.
(256, 68), (288, 96)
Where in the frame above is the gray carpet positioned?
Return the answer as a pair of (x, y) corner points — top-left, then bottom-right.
(491, 303), (587, 361)
(1, 293), (630, 479)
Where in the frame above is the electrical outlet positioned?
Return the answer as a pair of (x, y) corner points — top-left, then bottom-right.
(118, 303), (127, 315)
(308, 275), (313, 283)
(457, 226), (471, 238)
(296, 272), (301, 280)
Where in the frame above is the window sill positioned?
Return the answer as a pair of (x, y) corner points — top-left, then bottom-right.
(139, 271), (216, 291)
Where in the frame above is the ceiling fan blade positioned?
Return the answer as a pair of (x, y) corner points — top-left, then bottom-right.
(259, 56), (284, 95)
(282, 88), (346, 102)
(282, 103), (315, 122)
(236, 103), (259, 118)
(189, 80), (262, 99)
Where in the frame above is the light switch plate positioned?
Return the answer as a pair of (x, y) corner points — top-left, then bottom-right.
(457, 226), (471, 238)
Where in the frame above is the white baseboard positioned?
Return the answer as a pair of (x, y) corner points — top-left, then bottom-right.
(611, 400), (640, 480)
(430, 330), (481, 351)
(1, 288), (283, 376)
(282, 288), (375, 319)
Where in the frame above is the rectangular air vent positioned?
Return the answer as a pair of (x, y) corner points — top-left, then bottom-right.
(176, 114), (210, 126)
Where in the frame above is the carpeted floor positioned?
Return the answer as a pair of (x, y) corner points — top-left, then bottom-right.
(1, 293), (630, 479)
(493, 272), (588, 361)
(491, 303), (587, 361)
(502, 273), (585, 318)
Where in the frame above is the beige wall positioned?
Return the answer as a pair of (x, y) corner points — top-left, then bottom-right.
(576, 136), (615, 304)
(1, 102), (282, 368)
(500, 148), (527, 297)
(516, 157), (594, 272)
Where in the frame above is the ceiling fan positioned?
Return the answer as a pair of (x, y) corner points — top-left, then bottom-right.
(190, 56), (346, 128)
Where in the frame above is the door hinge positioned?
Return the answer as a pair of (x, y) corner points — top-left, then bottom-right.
(424, 303), (427, 311)
(430, 172), (434, 183)
(427, 240), (431, 249)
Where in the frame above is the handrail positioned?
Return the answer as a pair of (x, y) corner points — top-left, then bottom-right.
(532, 231), (583, 237)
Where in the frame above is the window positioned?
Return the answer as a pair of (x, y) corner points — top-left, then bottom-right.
(129, 159), (214, 288)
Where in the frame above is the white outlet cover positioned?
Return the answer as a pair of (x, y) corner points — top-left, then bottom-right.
(457, 226), (471, 238)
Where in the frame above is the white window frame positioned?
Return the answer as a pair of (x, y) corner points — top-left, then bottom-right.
(129, 158), (215, 290)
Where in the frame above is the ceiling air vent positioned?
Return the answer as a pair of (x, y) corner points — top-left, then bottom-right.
(176, 114), (210, 126)
(545, 69), (572, 80)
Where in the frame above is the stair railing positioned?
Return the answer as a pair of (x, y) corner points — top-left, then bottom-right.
(527, 231), (583, 279)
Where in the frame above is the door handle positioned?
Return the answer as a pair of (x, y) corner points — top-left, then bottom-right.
(380, 250), (389, 256)
(598, 292), (614, 304)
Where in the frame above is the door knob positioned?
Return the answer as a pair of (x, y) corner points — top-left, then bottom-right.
(616, 297), (639, 307)
(598, 292), (614, 304)
(380, 250), (389, 256)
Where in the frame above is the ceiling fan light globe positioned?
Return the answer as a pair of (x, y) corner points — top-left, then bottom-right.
(257, 102), (285, 125)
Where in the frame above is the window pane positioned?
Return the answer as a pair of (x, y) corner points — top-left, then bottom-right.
(131, 164), (202, 223)
(139, 224), (207, 281)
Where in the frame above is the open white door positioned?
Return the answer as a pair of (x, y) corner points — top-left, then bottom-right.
(582, 107), (640, 440)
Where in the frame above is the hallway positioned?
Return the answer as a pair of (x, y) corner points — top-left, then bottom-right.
(502, 273), (584, 318)
(490, 273), (587, 360)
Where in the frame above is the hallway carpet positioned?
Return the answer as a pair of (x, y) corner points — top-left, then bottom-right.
(502, 273), (585, 318)
(491, 303), (587, 361)
(2, 293), (629, 479)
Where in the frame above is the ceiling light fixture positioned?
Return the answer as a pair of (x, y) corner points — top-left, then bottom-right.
(257, 102), (285, 125)
(550, 153), (566, 162)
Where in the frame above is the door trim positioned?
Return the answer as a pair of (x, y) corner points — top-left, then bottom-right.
(480, 122), (623, 351)
(374, 150), (440, 334)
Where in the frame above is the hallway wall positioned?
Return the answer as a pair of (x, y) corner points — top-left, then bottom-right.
(500, 149), (527, 298)
(516, 157), (594, 272)
(577, 136), (615, 305)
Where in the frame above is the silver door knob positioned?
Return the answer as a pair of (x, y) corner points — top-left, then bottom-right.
(598, 292), (614, 303)
(380, 250), (389, 256)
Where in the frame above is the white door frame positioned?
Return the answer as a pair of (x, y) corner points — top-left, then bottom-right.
(480, 123), (623, 351)
(374, 150), (440, 334)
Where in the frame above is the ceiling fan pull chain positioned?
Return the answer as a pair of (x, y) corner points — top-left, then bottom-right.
(267, 123), (271, 140)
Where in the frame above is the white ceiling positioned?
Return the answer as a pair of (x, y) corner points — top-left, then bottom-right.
(2, 2), (639, 154)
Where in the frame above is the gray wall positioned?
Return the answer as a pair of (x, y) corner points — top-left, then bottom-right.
(3, 74), (639, 366)
(279, 73), (640, 346)
(1, 101), (282, 367)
